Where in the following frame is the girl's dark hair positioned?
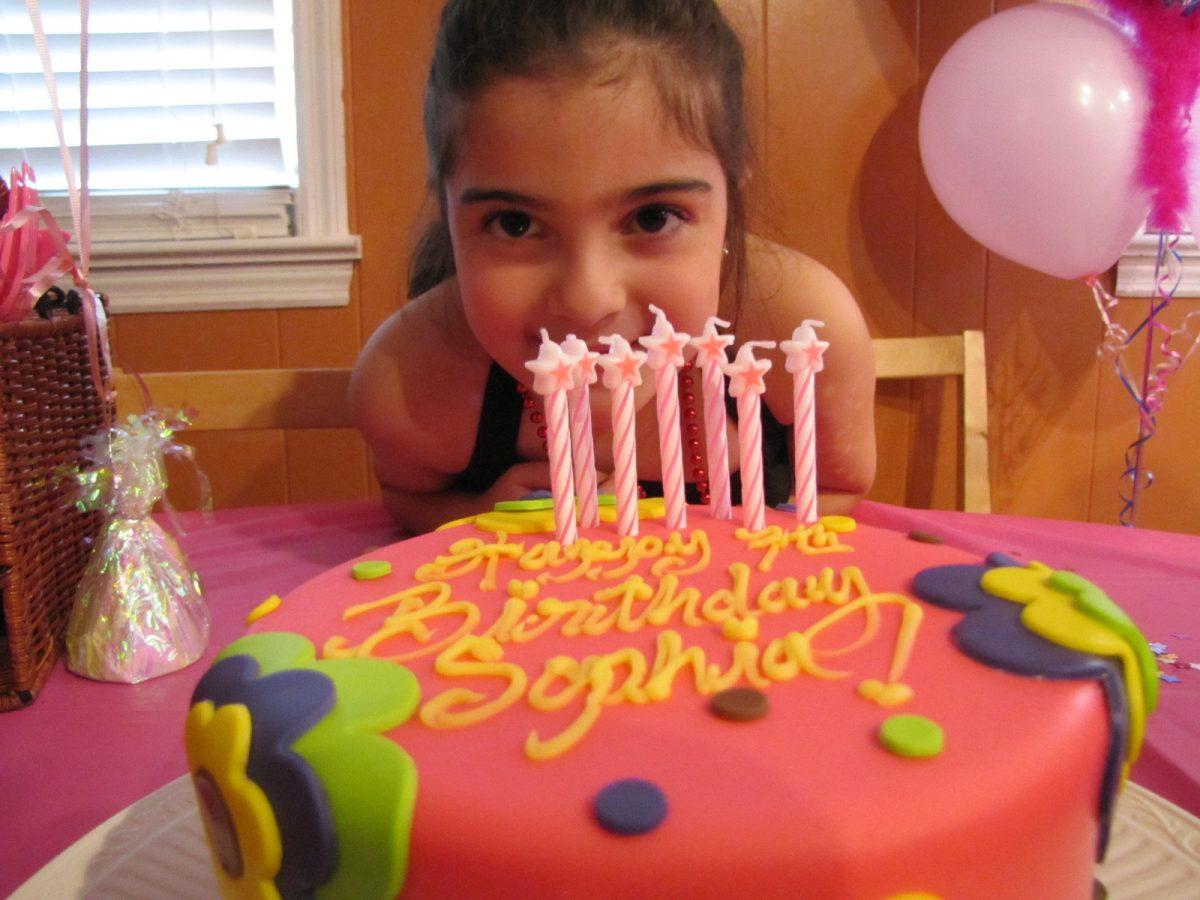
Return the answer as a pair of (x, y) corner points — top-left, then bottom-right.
(409, 0), (751, 317)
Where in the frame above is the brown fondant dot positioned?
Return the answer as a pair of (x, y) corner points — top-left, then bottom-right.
(193, 768), (244, 877)
(907, 530), (944, 545)
(709, 687), (769, 722)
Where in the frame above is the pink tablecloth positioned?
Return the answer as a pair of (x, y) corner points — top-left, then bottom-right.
(1, 500), (1197, 895)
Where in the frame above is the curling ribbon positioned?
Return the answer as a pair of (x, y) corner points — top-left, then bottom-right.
(26, 0), (113, 412)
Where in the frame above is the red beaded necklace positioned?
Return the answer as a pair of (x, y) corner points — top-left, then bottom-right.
(516, 358), (710, 505)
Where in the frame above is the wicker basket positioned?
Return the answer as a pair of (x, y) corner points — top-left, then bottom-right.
(0, 309), (112, 709)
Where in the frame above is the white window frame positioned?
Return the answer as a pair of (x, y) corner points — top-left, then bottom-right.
(1117, 231), (1200, 298)
(60, 0), (360, 313)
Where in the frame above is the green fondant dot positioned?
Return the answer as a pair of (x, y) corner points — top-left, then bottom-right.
(598, 493), (617, 506)
(494, 497), (555, 511)
(352, 560), (392, 581)
(879, 714), (944, 759)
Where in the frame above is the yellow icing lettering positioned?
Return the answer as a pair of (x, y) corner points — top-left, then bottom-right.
(525, 659), (615, 760)
(420, 635), (527, 728)
(701, 563), (753, 623)
(596, 576), (655, 632)
(645, 630), (710, 701)
(415, 533), (523, 591)
(645, 574), (705, 629)
(327, 516), (936, 760)
(650, 530), (712, 578)
(323, 581), (481, 663)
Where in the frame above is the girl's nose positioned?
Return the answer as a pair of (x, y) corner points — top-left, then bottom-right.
(547, 243), (625, 334)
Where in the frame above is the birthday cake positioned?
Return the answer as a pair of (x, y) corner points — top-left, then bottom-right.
(185, 501), (1155, 899)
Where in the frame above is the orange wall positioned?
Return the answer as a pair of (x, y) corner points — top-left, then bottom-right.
(111, 0), (1200, 534)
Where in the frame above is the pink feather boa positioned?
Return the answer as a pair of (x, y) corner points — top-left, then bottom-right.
(1094, 0), (1200, 232)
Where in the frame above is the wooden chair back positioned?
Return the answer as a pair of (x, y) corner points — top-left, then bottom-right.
(116, 329), (990, 513)
(871, 330), (990, 513)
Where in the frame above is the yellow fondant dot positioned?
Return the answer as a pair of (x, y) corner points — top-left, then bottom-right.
(245, 594), (282, 625)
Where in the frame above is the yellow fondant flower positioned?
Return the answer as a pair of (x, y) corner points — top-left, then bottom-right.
(185, 700), (283, 900)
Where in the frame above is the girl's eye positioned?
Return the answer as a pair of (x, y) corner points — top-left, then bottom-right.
(627, 204), (686, 235)
(487, 210), (535, 238)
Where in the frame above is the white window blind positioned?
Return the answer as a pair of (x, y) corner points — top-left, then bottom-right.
(0, 0), (297, 197)
(0, 0), (358, 311)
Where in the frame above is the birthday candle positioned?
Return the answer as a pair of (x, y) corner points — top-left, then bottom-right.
(724, 340), (775, 532)
(638, 305), (691, 532)
(598, 335), (647, 537)
(525, 329), (578, 546)
(689, 316), (735, 519)
(561, 334), (601, 528)
(780, 320), (829, 525)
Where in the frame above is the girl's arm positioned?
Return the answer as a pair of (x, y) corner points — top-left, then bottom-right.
(349, 287), (550, 535)
(743, 239), (878, 515)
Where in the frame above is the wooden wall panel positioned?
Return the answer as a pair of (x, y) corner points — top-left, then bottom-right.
(347, 0), (442, 336)
(104, 0), (1198, 534)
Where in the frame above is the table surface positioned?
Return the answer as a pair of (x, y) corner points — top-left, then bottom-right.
(2, 500), (1198, 896)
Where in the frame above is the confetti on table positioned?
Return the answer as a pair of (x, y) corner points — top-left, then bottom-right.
(1159, 673), (1182, 684)
(1149, 642), (1168, 655)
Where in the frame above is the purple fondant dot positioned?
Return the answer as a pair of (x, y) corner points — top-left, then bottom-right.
(593, 778), (668, 836)
(522, 489), (553, 500)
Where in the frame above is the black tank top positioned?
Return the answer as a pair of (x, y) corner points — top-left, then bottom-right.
(451, 362), (794, 508)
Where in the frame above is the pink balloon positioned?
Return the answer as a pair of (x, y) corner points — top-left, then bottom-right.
(919, 4), (1150, 281)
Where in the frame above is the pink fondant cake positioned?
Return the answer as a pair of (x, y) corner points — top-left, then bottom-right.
(185, 503), (1152, 898)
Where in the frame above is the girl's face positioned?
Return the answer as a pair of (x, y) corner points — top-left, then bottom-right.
(445, 72), (729, 382)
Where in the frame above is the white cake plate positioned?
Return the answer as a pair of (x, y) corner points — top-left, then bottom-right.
(12, 777), (1200, 898)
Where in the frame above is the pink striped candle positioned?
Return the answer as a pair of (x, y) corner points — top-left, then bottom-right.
(598, 335), (647, 537)
(723, 341), (775, 531)
(689, 316), (735, 519)
(780, 320), (828, 525)
(561, 334), (601, 528)
(525, 330), (578, 546)
(638, 305), (691, 532)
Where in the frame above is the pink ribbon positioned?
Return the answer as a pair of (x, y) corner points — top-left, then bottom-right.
(26, 0), (113, 411)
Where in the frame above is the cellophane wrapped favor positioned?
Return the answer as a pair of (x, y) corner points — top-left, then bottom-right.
(66, 411), (210, 683)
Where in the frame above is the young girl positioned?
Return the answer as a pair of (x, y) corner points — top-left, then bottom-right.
(351, 0), (877, 536)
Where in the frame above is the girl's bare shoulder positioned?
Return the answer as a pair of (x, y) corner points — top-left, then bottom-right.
(741, 236), (868, 349)
(349, 280), (492, 490)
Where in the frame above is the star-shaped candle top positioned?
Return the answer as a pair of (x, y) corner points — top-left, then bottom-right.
(779, 319), (829, 375)
(637, 304), (690, 370)
(561, 334), (601, 390)
(525, 329), (577, 395)
(598, 334), (648, 390)
(724, 340), (775, 397)
(689, 315), (734, 369)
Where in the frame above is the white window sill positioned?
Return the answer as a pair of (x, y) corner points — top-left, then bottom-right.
(1116, 232), (1200, 298)
(84, 235), (361, 313)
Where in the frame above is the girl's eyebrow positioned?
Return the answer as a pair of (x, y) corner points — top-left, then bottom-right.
(626, 179), (713, 199)
(457, 179), (713, 208)
(458, 188), (547, 208)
